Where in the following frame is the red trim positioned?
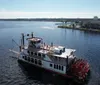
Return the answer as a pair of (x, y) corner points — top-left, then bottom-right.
(42, 66), (73, 78)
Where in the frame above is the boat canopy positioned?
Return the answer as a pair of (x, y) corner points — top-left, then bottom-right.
(27, 37), (42, 43)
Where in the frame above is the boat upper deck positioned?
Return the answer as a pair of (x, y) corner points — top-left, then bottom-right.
(25, 37), (76, 59)
(23, 46), (76, 66)
(27, 45), (75, 59)
(27, 37), (42, 43)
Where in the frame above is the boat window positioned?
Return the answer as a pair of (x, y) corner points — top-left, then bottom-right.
(63, 48), (65, 52)
(61, 66), (63, 71)
(55, 56), (57, 60)
(22, 56), (24, 59)
(31, 58), (34, 63)
(60, 50), (62, 54)
(42, 54), (45, 58)
(35, 59), (37, 64)
(28, 57), (30, 62)
(27, 50), (29, 54)
(59, 65), (61, 70)
(31, 52), (33, 55)
(54, 64), (56, 68)
(38, 60), (42, 65)
(56, 65), (58, 69)
(50, 64), (52, 67)
(25, 56), (27, 60)
(34, 52), (37, 56)
(70, 51), (73, 55)
(38, 53), (41, 57)
(54, 64), (58, 69)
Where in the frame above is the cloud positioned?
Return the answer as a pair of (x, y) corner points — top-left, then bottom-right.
(0, 8), (7, 12)
(0, 11), (54, 18)
(0, 10), (99, 18)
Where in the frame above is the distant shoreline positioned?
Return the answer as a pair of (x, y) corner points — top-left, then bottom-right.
(58, 25), (100, 33)
(0, 18), (100, 22)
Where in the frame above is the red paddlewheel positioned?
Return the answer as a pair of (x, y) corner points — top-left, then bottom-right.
(70, 59), (90, 80)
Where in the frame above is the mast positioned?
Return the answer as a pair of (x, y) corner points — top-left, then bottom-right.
(67, 56), (69, 67)
(21, 33), (24, 49)
(66, 56), (69, 73)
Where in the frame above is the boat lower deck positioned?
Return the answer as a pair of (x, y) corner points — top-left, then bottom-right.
(18, 59), (73, 78)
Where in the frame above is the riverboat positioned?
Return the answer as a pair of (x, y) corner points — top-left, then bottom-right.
(15, 32), (90, 83)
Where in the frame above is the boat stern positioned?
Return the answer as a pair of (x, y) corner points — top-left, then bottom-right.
(69, 59), (90, 82)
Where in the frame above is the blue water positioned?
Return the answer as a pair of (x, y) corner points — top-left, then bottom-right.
(0, 21), (100, 85)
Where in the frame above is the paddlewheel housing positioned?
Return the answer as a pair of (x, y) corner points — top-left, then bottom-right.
(70, 59), (90, 81)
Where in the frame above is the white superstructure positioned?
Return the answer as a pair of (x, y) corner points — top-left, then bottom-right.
(18, 33), (76, 75)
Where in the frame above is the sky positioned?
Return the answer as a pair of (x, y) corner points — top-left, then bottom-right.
(0, 0), (100, 18)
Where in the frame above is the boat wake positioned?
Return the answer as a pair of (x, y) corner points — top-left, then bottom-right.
(42, 26), (55, 30)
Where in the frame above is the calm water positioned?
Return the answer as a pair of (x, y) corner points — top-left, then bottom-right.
(0, 21), (100, 85)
